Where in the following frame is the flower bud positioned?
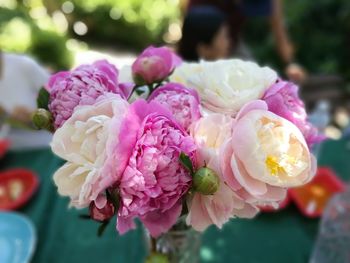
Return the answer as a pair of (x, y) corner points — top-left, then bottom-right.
(89, 200), (115, 222)
(32, 109), (53, 131)
(145, 253), (169, 263)
(193, 167), (220, 195)
(132, 46), (181, 85)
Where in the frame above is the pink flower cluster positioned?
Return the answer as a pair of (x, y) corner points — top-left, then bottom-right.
(44, 45), (322, 238)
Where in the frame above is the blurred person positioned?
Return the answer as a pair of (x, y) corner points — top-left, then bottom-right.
(187, 0), (306, 83)
(178, 6), (231, 61)
(0, 51), (51, 149)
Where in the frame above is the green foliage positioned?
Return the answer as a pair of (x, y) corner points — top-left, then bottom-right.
(179, 152), (194, 175)
(245, 0), (350, 81)
(0, 6), (73, 70)
(61, 0), (180, 50)
(30, 29), (73, 70)
(36, 87), (50, 110)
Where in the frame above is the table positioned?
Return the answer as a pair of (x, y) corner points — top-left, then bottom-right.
(1, 139), (349, 263)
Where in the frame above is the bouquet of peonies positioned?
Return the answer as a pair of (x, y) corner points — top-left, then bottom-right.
(33, 46), (323, 258)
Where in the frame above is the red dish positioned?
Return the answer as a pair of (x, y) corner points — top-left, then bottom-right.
(0, 169), (39, 211)
(260, 194), (291, 212)
(0, 139), (10, 159)
(289, 167), (346, 218)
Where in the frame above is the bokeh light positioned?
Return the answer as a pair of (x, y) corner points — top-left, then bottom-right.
(73, 21), (88, 36)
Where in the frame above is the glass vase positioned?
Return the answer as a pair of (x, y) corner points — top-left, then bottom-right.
(144, 219), (201, 263)
(310, 188), (350, 263)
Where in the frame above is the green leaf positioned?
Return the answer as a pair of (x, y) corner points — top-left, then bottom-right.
(37, 87), (50, 110)
(179, 152), (194, 175)
(106, 189), (120, 211)
(97, 221), (110, 237)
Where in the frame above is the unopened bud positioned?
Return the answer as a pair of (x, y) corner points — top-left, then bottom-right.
(32, 109), (53, 131)
(89, 200), (115, 222)
(193, 167), (220, 195)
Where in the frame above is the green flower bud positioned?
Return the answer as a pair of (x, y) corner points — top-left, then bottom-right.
(145, 253), (169, 263)
(32, 108), (53, 131)
(193, 167), (220, 195)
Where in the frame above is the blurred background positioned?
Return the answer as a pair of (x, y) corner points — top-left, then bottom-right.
(1, 1), (350, 263)
(1, 0), (349, 138)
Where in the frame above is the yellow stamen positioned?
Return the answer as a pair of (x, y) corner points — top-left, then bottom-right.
(266, 156), (286, 176)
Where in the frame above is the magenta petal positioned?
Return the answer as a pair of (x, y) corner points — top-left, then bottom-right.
(48, 59), (126, 128)
(117, 215), (137, 235)
(132, 46), (181, 84)
(141, 203), (182, 238)
(148, 83), (201, 131)
(116, 99), (195, 236)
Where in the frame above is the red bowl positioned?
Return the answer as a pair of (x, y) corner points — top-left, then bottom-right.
(259, 194), (291, 212)
(0, 139), (10, 159)
(0, 169), (39, 211)
(289, 167), (346, 218)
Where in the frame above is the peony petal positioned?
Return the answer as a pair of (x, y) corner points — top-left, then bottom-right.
(186, 194), (213, 232)
(141, 203), (182, 237)
(230, 153), (268, 196)
(116, 216), (137, 235)
(234, 100), (268, 122)
(220, 139), (242, 190)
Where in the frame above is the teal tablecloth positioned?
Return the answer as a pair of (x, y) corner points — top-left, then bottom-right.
(1, 139), (349, 263)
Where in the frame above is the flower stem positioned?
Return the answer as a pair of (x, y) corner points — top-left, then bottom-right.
(150, 237), (157, 253)
(147, 84), (154, 97)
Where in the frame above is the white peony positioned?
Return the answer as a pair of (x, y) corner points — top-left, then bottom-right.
(170, 59), (278, 115)
(51, 95), (129, 208)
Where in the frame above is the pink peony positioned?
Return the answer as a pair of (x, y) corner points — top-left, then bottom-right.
(263, 80), (325, 147)
(221, 100), (316, 207)
(132, 46), (181, 85)
(187, 113), (259, 231)
(148, 83), (201, 131)
(112, 100), (196, 237)
(48, 60), (128, 128)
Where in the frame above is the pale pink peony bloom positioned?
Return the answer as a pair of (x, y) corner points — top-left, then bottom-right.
(114, 100), (196, 237)
(263, 80), (325, 147)
(132, 46), (181, 85)
(187, 113), (258, 231)
(51, 95), (129, 209)
(148, 83), (201, 131)
(48, 60), (128, 128)
(221, 100), (317, 207)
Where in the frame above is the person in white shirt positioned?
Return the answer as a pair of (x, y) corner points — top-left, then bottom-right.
(0, 52), (52, 150)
